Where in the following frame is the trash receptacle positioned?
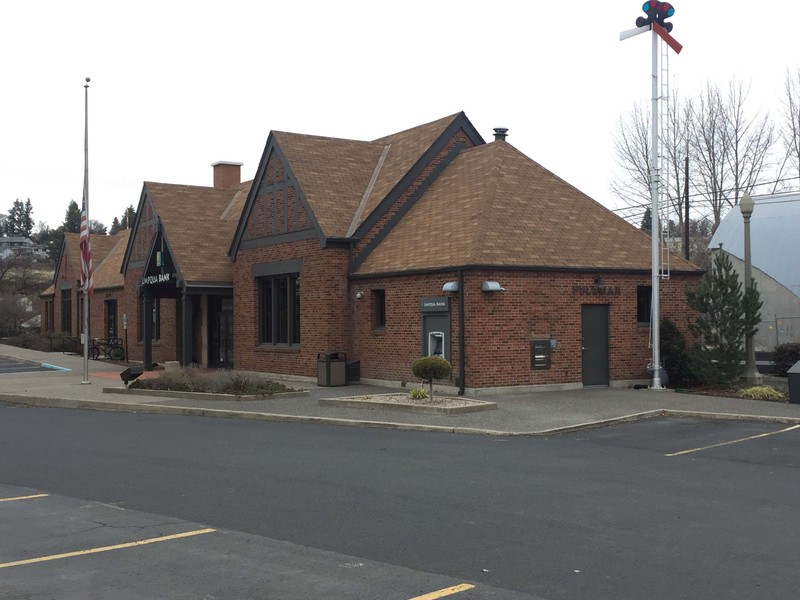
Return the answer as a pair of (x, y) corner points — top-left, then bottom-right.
(318, 351), (346, 387)
(346, 359), (361, 384)
(787, 360), (800, 404)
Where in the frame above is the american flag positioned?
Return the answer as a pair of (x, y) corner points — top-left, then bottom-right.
(80, 195), (93, 296)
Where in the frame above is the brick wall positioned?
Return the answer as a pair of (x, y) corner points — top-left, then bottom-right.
(233, 238), (350, 376)
(348, 270), (700, 389)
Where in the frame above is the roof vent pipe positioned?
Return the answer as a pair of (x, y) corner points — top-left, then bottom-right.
(493, 127), (508, 141)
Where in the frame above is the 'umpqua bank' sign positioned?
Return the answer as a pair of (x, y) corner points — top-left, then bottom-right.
(141, 272), (175, 286)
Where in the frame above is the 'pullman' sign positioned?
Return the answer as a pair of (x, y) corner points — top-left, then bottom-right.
(573, 285), (621, 297)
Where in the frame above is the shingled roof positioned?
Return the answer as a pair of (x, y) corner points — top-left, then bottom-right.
(92, 230), (130, 290)
(263, 113), (468, 240)
(272, 132), (382, 237)
(145, 180), (251, 285)
(355, 140), (701, 274)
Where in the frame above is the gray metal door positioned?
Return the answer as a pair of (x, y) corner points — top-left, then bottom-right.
(581, 304), (609, 386)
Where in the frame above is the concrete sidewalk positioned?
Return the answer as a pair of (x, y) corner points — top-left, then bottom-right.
(2, 344), (800, 435)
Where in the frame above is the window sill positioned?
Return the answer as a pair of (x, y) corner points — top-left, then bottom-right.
(255, 344), (301, 353)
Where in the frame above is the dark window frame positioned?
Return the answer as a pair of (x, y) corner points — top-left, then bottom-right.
(372, 289), (386, 329)
(637, 285), (652, 325)
(258, 274), (300, 346)
(61, 289), (72, 334)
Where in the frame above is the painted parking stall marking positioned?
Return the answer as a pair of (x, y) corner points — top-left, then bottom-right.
(0, 493), (49, 503)
(666, 423), (800, 457)
(408, 583), (476, 599)
(0, 528), (216, 569)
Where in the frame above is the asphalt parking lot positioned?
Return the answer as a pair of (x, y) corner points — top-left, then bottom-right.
(563, 415), (800, 467)
(0, 355), (59, 375)
(0, 484), (536, 600)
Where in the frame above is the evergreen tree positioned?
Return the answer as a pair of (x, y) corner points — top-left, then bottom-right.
(5, 199), (34, 237)
(685, 251), (762, 386)
(109, 217), (121, 235)
(89, 220), (107, 235)
(63, 200), (81, 233)
(640, 207), (652, 233)
(119, 205), (136, 230)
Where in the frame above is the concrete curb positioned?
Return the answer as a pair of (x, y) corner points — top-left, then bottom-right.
(318, 397), (498, 415)
(102, 387), (310, 402)
(4, 393), (800, 436)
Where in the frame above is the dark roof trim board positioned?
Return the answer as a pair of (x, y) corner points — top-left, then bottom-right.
(135, 221), (186, 297)
(350, 112), (484, 242)
(236, 228), (318, 251)
(229, 136), (323, 260)
(349, 264), (705, 280)
(120, 184), (150, 276)
(349, 139), (468, 272)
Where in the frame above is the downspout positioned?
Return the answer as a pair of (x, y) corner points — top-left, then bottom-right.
(458, 269), (466, 395)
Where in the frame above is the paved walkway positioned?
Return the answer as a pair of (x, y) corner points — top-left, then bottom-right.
(2, 344), (800, 435)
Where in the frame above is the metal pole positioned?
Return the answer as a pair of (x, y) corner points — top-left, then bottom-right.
(81, 78), (90, 385)
(742, 203), (762, 385)
(650, 29), (662, 389)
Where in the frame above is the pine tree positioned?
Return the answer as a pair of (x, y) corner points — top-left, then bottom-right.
(109, 217), (121, 235)
(640, 207), (652, 233)
(119, 205), (136, 230)
(63, 200), (81, 233)
(5, 199), (34, 237)
(685, 251), (762, 386)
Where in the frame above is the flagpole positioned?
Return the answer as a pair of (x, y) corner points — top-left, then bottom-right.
(81, 77), (91, 385)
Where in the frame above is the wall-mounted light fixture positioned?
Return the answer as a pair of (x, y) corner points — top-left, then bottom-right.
(356, 290), (364, 300)
(481, 281), (505, 292)
(442, 281), (459, 292)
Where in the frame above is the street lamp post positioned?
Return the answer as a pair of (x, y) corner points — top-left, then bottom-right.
(740, 191), (762, 386)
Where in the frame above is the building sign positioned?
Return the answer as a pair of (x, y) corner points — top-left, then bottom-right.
(141, 272), (175, 286)
(420, 296), (450, 313)
(573, 285), (621, 297)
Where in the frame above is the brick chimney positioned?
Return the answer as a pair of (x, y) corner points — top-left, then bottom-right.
(212, 161), (242, 189)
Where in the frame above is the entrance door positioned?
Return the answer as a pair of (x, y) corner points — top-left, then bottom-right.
(105, 300), (118, 339)
(581, 304), (609, 386)
(209, 297), (234, 368)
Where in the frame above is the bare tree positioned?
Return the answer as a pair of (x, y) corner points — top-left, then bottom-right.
(688, 82), (775, 232)
(611, 93), (692, 223)
(722, 81), (775, 205)
(610, 102), (651, 220)
(781, 68), (800, 188)
(688, 84), (729, 232)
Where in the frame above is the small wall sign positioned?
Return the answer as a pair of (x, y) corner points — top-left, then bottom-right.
(573, 285), (621, 297)
(420, 296), (450, 313)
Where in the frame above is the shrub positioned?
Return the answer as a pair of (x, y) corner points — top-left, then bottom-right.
(409, 387), (429, 400)
(660, 317), (697, 388)
(735, 386), (786, 401)
(130, 366), (292, 397)
(771, 343), (800, 377)
(411, 355), (452, 401)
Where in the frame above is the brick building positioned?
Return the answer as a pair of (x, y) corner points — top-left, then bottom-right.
(41, 112), (701, 393)
(229, 112), (702, 393)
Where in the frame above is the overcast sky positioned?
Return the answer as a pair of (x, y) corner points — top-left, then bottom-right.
(1, 1), (797, 232)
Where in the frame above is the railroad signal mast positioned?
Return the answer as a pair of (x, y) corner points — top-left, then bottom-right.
(620, 3), (683, 389)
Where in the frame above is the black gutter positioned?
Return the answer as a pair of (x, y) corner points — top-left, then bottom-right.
(458, 269), (465, 395)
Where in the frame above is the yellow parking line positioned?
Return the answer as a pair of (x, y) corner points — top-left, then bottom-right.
(666, 424), (800, 457)
(0, 494), (49, 503)
(408, 583), (476, 600)
(0, 528), (216, 569)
